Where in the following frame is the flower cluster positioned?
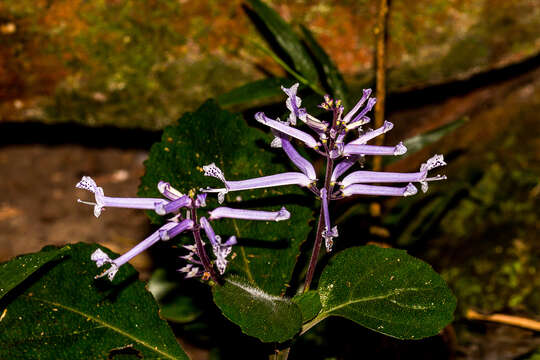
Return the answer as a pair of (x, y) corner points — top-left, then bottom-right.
(202, 84), (446, 252)
(76, 176), (290, 281)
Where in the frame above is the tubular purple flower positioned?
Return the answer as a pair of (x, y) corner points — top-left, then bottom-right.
(320, 189), (338, 252)
(278, 134), (317, 180)
(331, 156), (361, 184)
(339, 154), (447, 192)
(348, 121), (394, 145)
(200, 216), (218, 247)
(157, 181), (184, 200)
(202, 163), (312, 203)
(209, 206), (290, 222)
(255, 112), (320, 148)
(155, 195), (191, 216)
(305, 114), (328, 132)
(281, 83), (306, 125)
(195, 193), (207, 207)
(76, 176), (168, 218)
(342, 88), (372, 124)
(91, 219), (193, 281)
(341, 183), (418, 197)
(343, 142), (407, 156)
(347, 97), (376, 127)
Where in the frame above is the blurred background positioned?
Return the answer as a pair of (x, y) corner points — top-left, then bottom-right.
(0, 0), (539, 359)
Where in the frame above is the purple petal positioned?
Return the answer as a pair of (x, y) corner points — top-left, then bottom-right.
(200, 216), (219, 247)
(92, 221), (180, 281)
(331, 156), (360, 183)
(155, 195), (192, 215)
(347, 97), (376, 126)
(255, 112), (320, 148)
(340, 170), (424, 188)
(342, 89), (372, 124)
(342, 183), (418, 197)
(348, 121), (394, 145)
(343, 142), (407, 156)
(279, 134), (317, 180)
(157, 181), (184, 200)
(320, 189), (338, 252)
(281, 83), (306, 125)
(77, 176), (168, 218)
(209, 206), (290, 222)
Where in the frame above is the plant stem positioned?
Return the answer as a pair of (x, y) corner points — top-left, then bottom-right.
(269, 347), (290, 360)
(190, 207), (220, 284)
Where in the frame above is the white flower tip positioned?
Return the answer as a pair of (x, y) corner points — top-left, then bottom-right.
(218, 191), (226, 204)
(202, 163), (227, 184)
(394, 142), (407, 156)
(254, 112), (267, 124)
(94, 263), (118, 281)
(76, 176), (98, 193)
(91, 248), (112, 267)
(276, 207), (290, 221)
(281, 83), (299, 96)
(383, 120), (394, 131)
(421, 154), (447, 172)
(270, 136), (282, 148)
(155, 203), (166, 216)
(363, 88), (372, 97)
(404, 183), (418, 197)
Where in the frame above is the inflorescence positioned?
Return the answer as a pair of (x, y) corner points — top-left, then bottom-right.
(77, 83), (446, 284)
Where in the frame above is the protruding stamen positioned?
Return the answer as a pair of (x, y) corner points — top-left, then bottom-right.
(209, 206), (290, 222)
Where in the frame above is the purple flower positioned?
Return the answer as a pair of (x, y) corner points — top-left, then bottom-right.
(255, 112), (320, 149)
(320, 189), (338, 252)
(77, 176), (168, 218)
(209, 206), (290, 222)
(202, 163), (313, 203)
(91, 219), (193, 280)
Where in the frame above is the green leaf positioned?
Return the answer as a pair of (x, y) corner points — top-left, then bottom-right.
(386, 117), (467, 165)
(309, 246), (456, 340)
(212, 276), (302, 343)
(0, 243), (188, 360)
(246, 0), (319, 84)
(217, 77), (296, 107)
(300, 25), (350, 109)
(0, 245), (69, 300)
(292, 290), (321, 323)
(139, 100), (313, 295)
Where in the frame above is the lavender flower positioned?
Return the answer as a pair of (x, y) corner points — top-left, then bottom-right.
(203, 83), (447, 260)
(77, 177), (291, 281)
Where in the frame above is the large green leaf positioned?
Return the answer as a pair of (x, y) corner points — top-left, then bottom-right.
(292, 290), (321, 323)
(212, 276), (302, 343)
(0, 243), (188, 360)
(0, 246), (69, 300)
(300, 25), (350, 110)
(246, 0), (319, 84)
(139, 100), (313, 295)
(217, 77), (296, 107)
(307, 246), (456, 340)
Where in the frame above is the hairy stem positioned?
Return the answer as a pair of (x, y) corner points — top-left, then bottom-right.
(190, 207), (220, 284)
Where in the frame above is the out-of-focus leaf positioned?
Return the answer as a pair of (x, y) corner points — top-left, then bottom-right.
(293, 290), (321, 323)
(212, 276), (302, 342)
(0, 245), (69, 300)
(217, 77), (296, 107)
(139, 100), (313, 295)
(148, 269), (203, 323)
(309, 246), (456, 340)
(0, 243), (188, 360)
(386, 117), (467, 164)
(246, 0), (319, 84)
(300, 25), (350, 109)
